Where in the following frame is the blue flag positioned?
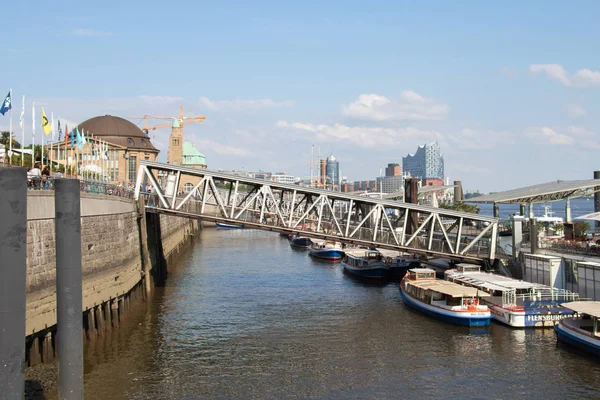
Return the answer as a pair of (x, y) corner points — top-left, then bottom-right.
(0, 91), (11, 115)
(76, 128), (84, 150)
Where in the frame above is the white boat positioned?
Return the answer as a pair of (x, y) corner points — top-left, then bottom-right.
(445, 264), (579, 328)
(400, 268), (491, 327)
(309, 240), (344, 261)
(536, 205), (563, 224)
(555, 301), (600, 356)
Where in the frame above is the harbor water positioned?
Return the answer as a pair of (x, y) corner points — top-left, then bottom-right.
(475, 198), (595, 220)
(79, 229), (599, 399)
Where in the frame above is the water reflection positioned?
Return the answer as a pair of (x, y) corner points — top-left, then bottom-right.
(79, 229), (600, 399)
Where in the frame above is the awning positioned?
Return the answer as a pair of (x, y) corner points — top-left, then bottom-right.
(574, 212), (600, 222)
(561, 301), (600, 318)
(410, 279), (491, 298)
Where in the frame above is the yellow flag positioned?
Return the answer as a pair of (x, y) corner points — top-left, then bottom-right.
(42, 107), (51, 135)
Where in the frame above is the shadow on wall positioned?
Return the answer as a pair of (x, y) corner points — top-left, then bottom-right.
(146, 212), (168, 286)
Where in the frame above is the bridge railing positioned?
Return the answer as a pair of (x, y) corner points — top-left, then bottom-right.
(135, 161), (499, 262)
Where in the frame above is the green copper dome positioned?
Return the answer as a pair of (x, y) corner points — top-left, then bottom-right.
(182, 141), (206, 166)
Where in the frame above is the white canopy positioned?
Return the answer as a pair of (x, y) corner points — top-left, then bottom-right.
(561, 301), (600, 318)
(574, 212), (600, 222)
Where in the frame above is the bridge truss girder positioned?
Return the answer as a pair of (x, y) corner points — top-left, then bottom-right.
(135, 162), (499, 263)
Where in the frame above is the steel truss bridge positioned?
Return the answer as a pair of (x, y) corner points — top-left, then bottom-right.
(134, 161), (499, 263)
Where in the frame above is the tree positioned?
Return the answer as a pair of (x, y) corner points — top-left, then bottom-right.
(439, 202), (480, 214)
(0, 131), (22, 148)
(574, 221), (591, 240)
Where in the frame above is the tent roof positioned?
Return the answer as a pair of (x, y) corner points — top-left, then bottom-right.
(561, 301), (600, 318)
(467, 179), (600, 204)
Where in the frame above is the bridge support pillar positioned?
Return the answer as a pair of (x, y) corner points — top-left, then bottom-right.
(530, 217), (539, 254)
(0, 167), (27, 398)
(493, 203), (499, 218)
(520, 204), (526, 216)
(453, 181), (463, 202)
(511, 215), (524, 258)
(138, 198), (153, 296)
(565, 198), (572, 223)
(404, 178), (419, 236)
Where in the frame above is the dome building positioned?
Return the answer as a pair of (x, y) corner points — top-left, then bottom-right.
(180, 141), (208, 193)
(48, 115), (160, 184)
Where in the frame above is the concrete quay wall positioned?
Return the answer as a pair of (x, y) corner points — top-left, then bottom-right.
(24, 191), (199, 365)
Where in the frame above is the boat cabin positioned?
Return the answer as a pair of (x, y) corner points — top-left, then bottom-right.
(561, 301), (600, 337)
(408, 268), (436, 281)
(343, 250), (382, 266)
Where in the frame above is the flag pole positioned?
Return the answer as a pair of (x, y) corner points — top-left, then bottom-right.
(8, 89), (12, 165)
(50, 112), (54, 174)
(31, 102), (35, 168)
(20, 95), (25, 166)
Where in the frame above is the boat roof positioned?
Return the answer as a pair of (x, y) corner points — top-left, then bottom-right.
(344, 249), (379, 257)
(446, 269), (543, 291)
(409, 268), (436, 273)
(561, 301), (600, 318)
(409, 279), (491, 298)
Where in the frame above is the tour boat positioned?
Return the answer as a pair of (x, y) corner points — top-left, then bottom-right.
(445, 264), (578, 328)
(215, 222), (244, 230)
(342, 249), (390, 281)
(555, 301), (600, 356)
(400, 268), (491, 327)
(290, 236), (312, 249)
(378, 250), (421, 278)
(309, 240), (345, 261)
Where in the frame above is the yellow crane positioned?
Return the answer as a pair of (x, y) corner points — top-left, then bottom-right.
(128, 105), (206, 133)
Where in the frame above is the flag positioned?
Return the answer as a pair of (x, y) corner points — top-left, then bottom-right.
(66, 126), (74, 149)
(58, 120), (63, 142)
(42, 108), (51, 135)
(19, 96), (25, 129)
(51, 112), (55, 141)
(0, 90), (11, 115)
(76, 128), (83, 150)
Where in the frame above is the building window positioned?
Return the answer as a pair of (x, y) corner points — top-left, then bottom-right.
(127, 138), (135, 146)
(128, 155), (137, 183)
(172, 138), (180, 146)
(183, 183), (194, 193)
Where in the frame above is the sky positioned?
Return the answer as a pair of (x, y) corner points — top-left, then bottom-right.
(2, 1), (600, 192)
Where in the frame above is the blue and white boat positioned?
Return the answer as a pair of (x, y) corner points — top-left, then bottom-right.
(400, 268), (491, 327)
(291, 236), (312, 249)
(309, 240), (344, 261)
(555, 301), (600, 356)
(216, 222), (244, 230)
(445, 264), (579, 328)
(342, 250), (390, 281)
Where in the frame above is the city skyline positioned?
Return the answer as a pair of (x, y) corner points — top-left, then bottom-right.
(3, 1), (600, 192)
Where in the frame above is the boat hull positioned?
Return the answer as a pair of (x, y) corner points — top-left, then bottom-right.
(555, 320), (600, 356)
(309, 249), (344, 261)
(215, 223), (244, 230)
(291, 237), (312, 249)
(487, 303), (575, 328)
(399, 284), (491, 327)
(342, 263), (389, 281)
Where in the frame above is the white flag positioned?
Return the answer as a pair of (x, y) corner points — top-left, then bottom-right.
(19, 95), (25, 129)
(51, 112), (55, 141)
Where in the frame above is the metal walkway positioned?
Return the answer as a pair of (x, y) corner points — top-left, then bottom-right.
(134, 161), (499, 263)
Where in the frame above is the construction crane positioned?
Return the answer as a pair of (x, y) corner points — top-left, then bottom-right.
(128, 105), (206, 134)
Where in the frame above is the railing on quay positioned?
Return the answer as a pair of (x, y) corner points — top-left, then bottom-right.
(22, 174), (134, 199)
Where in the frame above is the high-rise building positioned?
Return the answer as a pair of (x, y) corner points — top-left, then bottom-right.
(319, 159), (326, 185)
(377, 175), (404, 194)
(402, 141), (444, 182)
(325, 154), (340, 189)
(385, 163), (401, 177)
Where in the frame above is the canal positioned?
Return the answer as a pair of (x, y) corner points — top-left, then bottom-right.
(79, 229), (599, 399)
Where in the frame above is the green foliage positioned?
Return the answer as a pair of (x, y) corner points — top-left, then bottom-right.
(574, 221), (591, 239)
(439, 202), (480, 214)
(0, 131), (22, 148)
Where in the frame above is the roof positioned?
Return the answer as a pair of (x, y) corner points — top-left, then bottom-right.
(182, 141), (206, 166)
(561, 301), (600, 318)
(409, 279), (491, 298)
(446, 269), (543, 292)
(467, 179), (600, 204)
(574, 211), (600, 222)
(78, 115), (158, 152)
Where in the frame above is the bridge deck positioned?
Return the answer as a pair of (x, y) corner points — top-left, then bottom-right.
(135, 161), (499, 263)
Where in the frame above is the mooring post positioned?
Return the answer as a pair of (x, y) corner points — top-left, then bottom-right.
(0, 168), (27, 400)
(55, 179), (84, 399)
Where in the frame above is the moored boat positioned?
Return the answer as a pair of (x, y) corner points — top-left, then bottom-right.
(291, 236), (312, 249)
(400, 268), (491, 327)
(377, 249), (421, 278)
(215, 222), (244, 230)
(445, 264), (579, 328)
(309, 240), (344, 261)
(555, 301), (600, 356)
(342, 249), (389, 281)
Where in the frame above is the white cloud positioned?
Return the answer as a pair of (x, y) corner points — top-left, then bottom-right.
(276, 120), (439, 148)
(189, 137), (252, 157)
(529, 64), (571, 86)
(341, 91), (449, 121)
(72, 29), (113, 37)
(525, 127), (575, 145)
(565, 104), (586, 119)
(529, 64), (600, 87)
(137, 95), (184, 105)
(198, 97), (295, 113)
(448, 128), (514, 150)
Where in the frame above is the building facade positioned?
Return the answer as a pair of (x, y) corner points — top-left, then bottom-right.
(180, 141), (208, 193)
(402, 141), (444, 182)
(325, 155), (340, 190)
(271, 174), (296, 184)
(376, 175), (404, 194)
(385, 163), (401, 177)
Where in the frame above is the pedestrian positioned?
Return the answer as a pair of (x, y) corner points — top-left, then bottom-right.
(41, 165), (50, 189)
(30, 163), (42, 189)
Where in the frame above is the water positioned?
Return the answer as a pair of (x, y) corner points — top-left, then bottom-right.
(79, 229), (600, 399)
(475, 198), (595, 220)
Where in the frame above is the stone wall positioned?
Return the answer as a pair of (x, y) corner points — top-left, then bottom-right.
(25, 191), (198, 338)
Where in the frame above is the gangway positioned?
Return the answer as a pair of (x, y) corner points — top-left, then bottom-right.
(134, 161), (499, 263)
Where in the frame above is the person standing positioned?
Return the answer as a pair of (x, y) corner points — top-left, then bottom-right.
(41, 165), (50, 190)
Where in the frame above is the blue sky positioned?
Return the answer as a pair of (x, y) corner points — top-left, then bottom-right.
(3, 1), (600, 191)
